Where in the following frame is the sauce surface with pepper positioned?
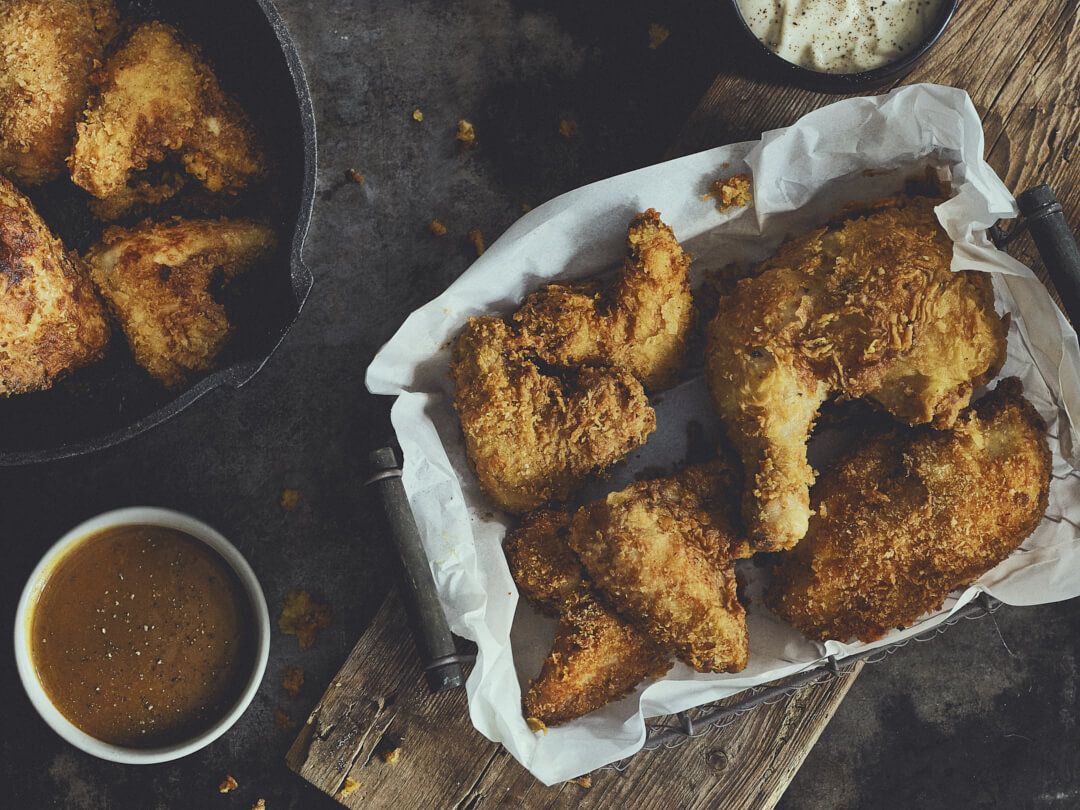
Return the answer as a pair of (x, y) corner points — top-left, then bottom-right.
(29, 525), (256, 748)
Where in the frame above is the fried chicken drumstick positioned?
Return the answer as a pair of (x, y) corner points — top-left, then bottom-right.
(767, 378), (1051, 643)
(706, 195), (1008, 551)
(504, 510), (671, 726)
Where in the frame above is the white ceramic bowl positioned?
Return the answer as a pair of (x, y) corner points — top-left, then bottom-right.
(14, 507), (270, 764)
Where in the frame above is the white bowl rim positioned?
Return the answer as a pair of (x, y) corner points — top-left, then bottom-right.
(13, 507), (270, 765)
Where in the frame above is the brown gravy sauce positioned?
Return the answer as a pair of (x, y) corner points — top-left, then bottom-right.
(30, 525), (256, 748)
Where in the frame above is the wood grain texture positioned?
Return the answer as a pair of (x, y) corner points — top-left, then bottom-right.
(287, 591), (862, 809)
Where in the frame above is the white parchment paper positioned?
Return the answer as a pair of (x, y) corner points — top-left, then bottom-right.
(366, 84), (1080, 784)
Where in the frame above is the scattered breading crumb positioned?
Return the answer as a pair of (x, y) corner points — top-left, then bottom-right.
(521, 202), (532, 213)
(468, 228), (485, 256)
(278, 590), (332, 650)
(456, 119), (477, 147)
(648, 23), (670, 50)
(219, 775), (239, 794)
(280, 488), (301, 511)
(252, 801), (266, 810)
(412, 108), (424, 122)
(568, 775), (592, 788)
(526, 716), (548, 734)
(282, 666), (305, 698)
(706, 173), (753, 212)
(380, 747), (402, 765)
(558, 118), (578, 139)
(274, 707), (293, 730)
(337, 778), (362, 798)
(345, 169), (365, 185)
(429, 219), (448, 237)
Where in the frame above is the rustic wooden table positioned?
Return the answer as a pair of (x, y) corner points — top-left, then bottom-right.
(288, 2), (1079, 806)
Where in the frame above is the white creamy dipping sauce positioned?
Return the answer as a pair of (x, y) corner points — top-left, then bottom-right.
(736, 0), (946, 74)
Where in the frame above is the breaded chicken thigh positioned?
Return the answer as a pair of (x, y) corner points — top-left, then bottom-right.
(85, 217), (275, 387)
(0, 0), (118, 185)
(767, 378), (1050, 643)
(70, 22), (264, 219)
(504, 510), (671, 725)
(451, 317), (655, 514)
(0, 177), (109, 395)
(568, 461), (750, 673)
(514, 209), (694, 391)
(706, 195), (1007, 552)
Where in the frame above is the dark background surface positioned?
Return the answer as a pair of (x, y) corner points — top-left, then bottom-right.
(3, 1), (1078, 808)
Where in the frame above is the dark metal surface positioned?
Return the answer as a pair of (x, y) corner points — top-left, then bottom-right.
(1017, 185), (1080, 327)
(0, 0), (317, 466)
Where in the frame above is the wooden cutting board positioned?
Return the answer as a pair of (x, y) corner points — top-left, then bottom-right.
(289, 2), (1078, 805)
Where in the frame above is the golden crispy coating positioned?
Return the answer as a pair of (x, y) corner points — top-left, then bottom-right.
(767, 378), (1051, 643)
(70, 22), (264, 218)
(568, 462), (750, 673)
(450, 317), (656, 514)
(0, 0), (118, 185)
(706, 195), (1008, 551)
(85, 217), (276, 387)
(504, 510), (670, 725)
(514, 209), (694, 391)
(0, 177), (109, 395)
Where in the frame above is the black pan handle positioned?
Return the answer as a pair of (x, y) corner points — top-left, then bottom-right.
(1017, 185), (1080, 325)
(366, 446), (465, 693)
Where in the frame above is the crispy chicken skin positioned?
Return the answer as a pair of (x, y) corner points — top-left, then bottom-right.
(0, 177), (110, 395)
(70, 22), (265, 219)
(451, 317), (656, 514)
(568, 462), (751, 673)
(0, 0), (118, 185)
(706, 195), (1008, 552)
(767, 378), (1051, 643)
(514, 209), (694, 391)
(85, 217), (275, 387)
(504, 510), (671, 725)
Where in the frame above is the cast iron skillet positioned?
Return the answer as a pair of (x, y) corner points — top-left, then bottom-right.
(0, 0), (316, 466)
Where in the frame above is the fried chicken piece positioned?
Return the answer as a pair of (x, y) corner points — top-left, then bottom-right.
(767, 378), (1050, 643)
(705, 195), (1008, 552)
(0, 0), (118, 185)
(450, 317), (656, 514)
(0, 177), (109, 395)
(70, 22), (265, 219)
(568, 462), (750, 673)
(504, 510), (671, 725)
(514, 209), (694, 391)
(85, 217), (276, 387)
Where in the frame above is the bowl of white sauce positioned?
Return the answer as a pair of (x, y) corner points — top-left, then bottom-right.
(731, 0), (959, 89)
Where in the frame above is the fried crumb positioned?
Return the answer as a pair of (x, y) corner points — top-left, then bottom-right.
(429, 219), (448, 237)
(219, 775), (239, 794)
(412, 108), (424, 122)
(280, 488), (301, 511)
(380, 747), (402, 765)
(278, 590), (332, 650)
(346, 168), (365, 185)
(558, 118), (578, 139)
(706, 173), (752, 212)
(282, 666), (305, 698)
(468, 228), (485, 256)
(274, 707), (293, 730)
(456, 119), (476, 147)
(252, 801), (266, 810)
(521, 202), (532, 213)
(648, 23), (670, 49)
(337, 778), (362, 798)
(568, 775), (592, 788)
(526, 716), (548, 734)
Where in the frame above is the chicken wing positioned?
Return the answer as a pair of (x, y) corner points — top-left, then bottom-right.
(70, 22), (264, 219)
(767, 378), (1050, 643)
(0, 0), (118, 185)
(0, 177), (109, 395)
(85, 217), (276, 387)
(514, 208), (694, 391)
(450, 317), (655, 514)
(705, 195), (1007, 551)
(568, 461), (750, 673)
(504, 510), (671, 725)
